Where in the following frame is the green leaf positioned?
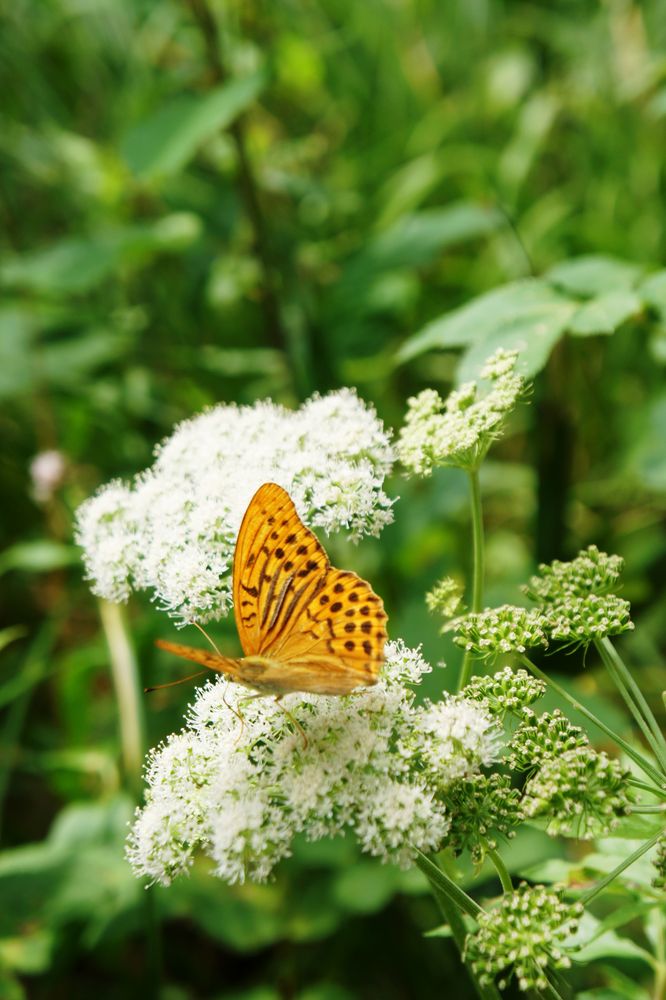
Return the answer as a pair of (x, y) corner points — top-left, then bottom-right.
(639, 269), (666, 317)
(569, 290), (643, 336)
(0, 541), (79, 576)
(123, 71), (266, 180)
(545, 255), (644, 298)
(0, 215), (201, 295)
(329, 202), (505, 324)
(331, 860), (398, 914)
(0, 627), (28, 653)
(397, 278), (575, 371)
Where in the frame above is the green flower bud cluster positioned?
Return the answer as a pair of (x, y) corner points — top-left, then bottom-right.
(444, 773), (522, 865)
(450, 605), (547, 659)
(541, 593), (634, 647)
(425, 576), (464, 624)
(521, 747), (633, 839)
(464, 883), (583, 992)
(508, 709), (588, 771)
(522, 547), (633, 648)
(523, 545), (624, 604)
(464, 667), (546, 718)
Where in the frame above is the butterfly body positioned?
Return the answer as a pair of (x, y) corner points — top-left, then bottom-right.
(156, 483), (387, 697)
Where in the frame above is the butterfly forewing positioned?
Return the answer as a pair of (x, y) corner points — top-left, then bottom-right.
(233, 484), (387, 686)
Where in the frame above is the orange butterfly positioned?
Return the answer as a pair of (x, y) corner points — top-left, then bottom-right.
(156, 483), (388, 696)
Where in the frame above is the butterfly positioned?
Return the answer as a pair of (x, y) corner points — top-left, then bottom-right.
(156, 482), (388, 696)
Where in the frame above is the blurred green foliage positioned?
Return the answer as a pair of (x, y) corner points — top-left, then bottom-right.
(1, 0), (665, 996)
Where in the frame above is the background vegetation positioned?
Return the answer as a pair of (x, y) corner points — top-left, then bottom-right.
(1, 0), (665, 996)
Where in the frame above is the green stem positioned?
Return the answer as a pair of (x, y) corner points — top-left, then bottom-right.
(629, 778), (666, 799)
(415, 852), (501, 1000)
(596, 637), (666, 774)
(98, 599), (145, 798)
(520, 655), (665, 788)
(488, 849), (513, 893)
(415, 850), (483, 919)
(630, 805), (666, 814)
(536, 976), (568, 1000)
(580, 830), (663, 905)
(458, 468), (485, 692)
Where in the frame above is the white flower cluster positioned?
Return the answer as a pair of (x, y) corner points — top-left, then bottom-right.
(397, 349), (525, 474)
(75, 390), (395, 623)
(126, 641), (502, 885)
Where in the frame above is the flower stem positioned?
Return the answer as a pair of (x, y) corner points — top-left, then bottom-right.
(415, 851), (501, 1000)
(487, 849), (513, 893)
(458, 468), (485, 692)
(596, 637), (666, 775)
(520, 655), (665, 788)
(98, 599), (145, 797)
(629, 777), (666, 799)
(580, 830), (663, 905)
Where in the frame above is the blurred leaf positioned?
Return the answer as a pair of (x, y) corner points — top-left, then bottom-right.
(397, 278), (574, 373)
(545, 255), (645, 298)
(365, 202), (505, 271)
(0, 627), (28, 653)
(123, 71), (266, 180)
(569, 290), (643, 336)
(331, 860), (398, 914)
(0, 931), (54, 975)
(0, 541), (79, 575)
(0, 215), (201, 295)
(639, 269), (666, 317)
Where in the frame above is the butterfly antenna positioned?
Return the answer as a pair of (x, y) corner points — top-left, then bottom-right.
(145, 670), (209, 694)
(190, 620), (224, 657)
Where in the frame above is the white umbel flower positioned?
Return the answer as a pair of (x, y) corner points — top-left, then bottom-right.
(126, 640), (502, 885)
(75, 390), (395, 623)
(397, 348), (525, 474)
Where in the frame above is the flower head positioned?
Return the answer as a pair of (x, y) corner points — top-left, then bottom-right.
(523, 546), (624, 605)
(508, 709), (589, 771)
(426, 576), (464, 625)
(76, 390), (394, 623)
(127, 641), (502, 885)
(444, 773), (522, 865)
(540, 594), (634, 647)
(450, 605), (547, 659)
(464, 667), (546, 718)
(30, 449), (67, 504)
(521, 747), (633, 839)
(464, 884), (583, 992)
(397, 348), (526, 474)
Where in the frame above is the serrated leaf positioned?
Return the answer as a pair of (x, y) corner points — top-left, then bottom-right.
(397, 278), (574, 369)
(546, 255), (644, 297)
(569, 290), (643, 336)
(123, 72), (266, 180)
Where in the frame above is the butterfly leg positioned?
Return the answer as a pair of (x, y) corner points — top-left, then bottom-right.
(273, 696), (308, 749)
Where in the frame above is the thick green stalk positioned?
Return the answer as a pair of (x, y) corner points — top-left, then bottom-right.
(596, 637), (666, 774)
(487, 849), (513, 893)
(520, 655), (665, 788)
(458, 467), (485, 692)
(415, 852), (501, 1000)
(98, 599), (145, 797)
(580, 830), (663, 905)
